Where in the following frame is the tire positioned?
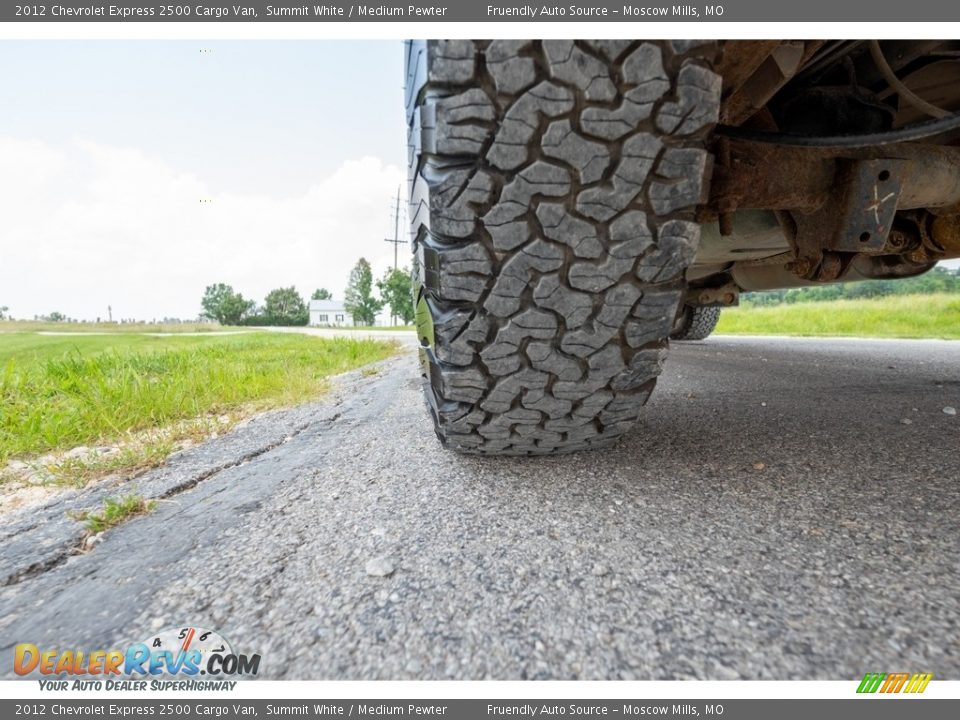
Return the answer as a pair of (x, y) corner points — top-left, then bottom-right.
(405, 40), (722, 455)
(671, 306), (722, 341)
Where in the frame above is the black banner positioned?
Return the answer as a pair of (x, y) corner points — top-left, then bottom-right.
(3, 699), (960, 720)
(3, 0), (960, 22)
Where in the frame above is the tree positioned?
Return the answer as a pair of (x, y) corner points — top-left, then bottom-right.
(239, 305), (270, 326)
(264, 286), (309, 326)
(344, 258), (383, 326)
(200, 283), (255, 325)
(0, 306), (8, 320)
(311, 288), (332, 301)
(377, 267), (415, 325)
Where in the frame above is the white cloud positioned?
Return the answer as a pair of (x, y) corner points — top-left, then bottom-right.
(0, 136), (406, 321)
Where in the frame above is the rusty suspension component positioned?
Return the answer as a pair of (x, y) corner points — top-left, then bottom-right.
(706, 139), (960, 281)
(708, 140), (960, 217)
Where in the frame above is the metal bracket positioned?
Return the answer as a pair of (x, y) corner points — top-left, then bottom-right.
(790, 158), (907, 280)
(688, 283), (740, 307)
(831, 159), (906, 252)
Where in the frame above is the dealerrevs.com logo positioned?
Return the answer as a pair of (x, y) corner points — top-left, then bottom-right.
(15, 626), (260, 691)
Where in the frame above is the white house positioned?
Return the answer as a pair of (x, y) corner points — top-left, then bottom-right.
(308, 299), (350, 327)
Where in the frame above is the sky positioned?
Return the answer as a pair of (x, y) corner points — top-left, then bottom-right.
(0, 41), (408, 321)
(3, 41), (955, 321)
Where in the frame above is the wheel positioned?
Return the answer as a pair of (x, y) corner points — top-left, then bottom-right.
(406, 40), (722, 455)
(671, 305), (722, 341)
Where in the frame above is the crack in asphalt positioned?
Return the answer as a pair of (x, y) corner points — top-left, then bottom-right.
(2, 415), (345, 588)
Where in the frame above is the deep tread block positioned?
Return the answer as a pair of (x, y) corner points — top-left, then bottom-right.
(487, 81), (574, 170)
(656, 62), (723, 136)
(542, 119), (611, 184)
(421, 89), (495, 156)
(576, 133), (662, 221)
(536, 203), (602, 259)
(486, 40), (537, 95)
(543, 41), (617, 101)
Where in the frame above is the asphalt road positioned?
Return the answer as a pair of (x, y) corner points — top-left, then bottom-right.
(2, 336), (958, 680)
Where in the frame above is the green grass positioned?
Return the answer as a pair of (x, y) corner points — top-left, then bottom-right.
(73, 494), (155, 534)
(0, 320), (228, 334)
(717, 293), (960, 339)
(0, 332), (395, 471)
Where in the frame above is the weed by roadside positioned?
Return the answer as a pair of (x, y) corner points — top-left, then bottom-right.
(0, 414), (237, 488)
(71, 494), (155, 534)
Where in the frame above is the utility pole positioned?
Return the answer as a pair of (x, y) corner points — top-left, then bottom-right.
(383, 186), (408, 326)
(383, 185), (406, 271)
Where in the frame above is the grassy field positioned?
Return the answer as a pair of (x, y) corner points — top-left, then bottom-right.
(0, 320), (228, 333)
(716, 293), (960, 339)
(0, 332), (395, 482)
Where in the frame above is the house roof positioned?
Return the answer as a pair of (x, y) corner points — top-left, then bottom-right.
(309, 299), (346, 312)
